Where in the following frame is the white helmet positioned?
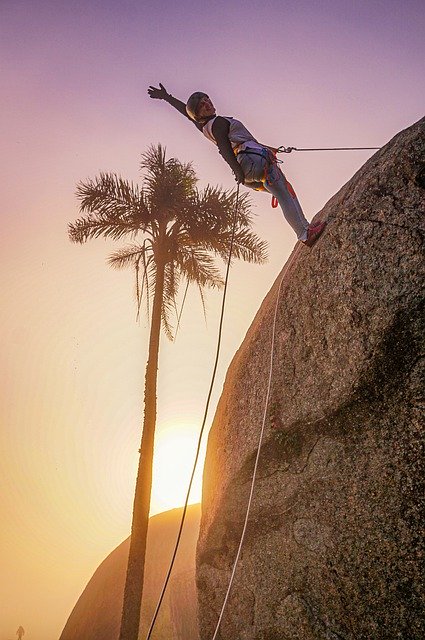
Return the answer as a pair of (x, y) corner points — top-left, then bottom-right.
(185, 92), (209, 122)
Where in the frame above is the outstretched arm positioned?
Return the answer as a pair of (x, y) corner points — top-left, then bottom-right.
(212, 117), (245, 184)
(148, 83), (200, 126)
(148, 84), (244, 183)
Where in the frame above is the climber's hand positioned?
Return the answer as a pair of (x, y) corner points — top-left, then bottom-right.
(233, 165), (245, 185)
(148, 83), (168, 100)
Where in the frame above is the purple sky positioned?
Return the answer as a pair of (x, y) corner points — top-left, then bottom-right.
(1, 1), (424, 638)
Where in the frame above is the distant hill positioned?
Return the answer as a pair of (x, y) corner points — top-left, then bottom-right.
(60, 503), (200, 640)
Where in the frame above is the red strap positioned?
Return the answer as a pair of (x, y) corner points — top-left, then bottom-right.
(271, 196), (278, 208)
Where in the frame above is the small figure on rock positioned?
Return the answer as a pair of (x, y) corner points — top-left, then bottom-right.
(16, 627), (25, 640)
(148, 84), (326, 247)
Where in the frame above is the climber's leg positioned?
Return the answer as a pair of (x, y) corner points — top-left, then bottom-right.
(263, 165), (309, 241)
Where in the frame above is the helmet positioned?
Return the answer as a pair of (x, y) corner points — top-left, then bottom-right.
(186, 92), (209, 122)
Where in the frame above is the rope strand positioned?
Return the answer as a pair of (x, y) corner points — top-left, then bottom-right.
(211, 244), (301, 639)
(145, 140), (380, 639)
(145, 183), (241, 640)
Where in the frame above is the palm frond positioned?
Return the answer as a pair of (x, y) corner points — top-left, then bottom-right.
(76, 173), (143, 217)
(68, 214), (136, 244)
(161, 262), (181, 341)
(139, 143), (166, 175)
(174, 279), (190, 340)
(175, 247), (224, 329)
(69, 173), (151, 243)
(177, 246), (224, 289)
(135, 259), (143, 323)
(207, 228), (269, 264)
(107, 243), (155, 321)
(107, 242), (152, 269)
(134, 244), (151, 322)
(197, 280), (208, 326)
(140, 145), (198, 222)
(136, 251), (156, 320)
(144, 249), (152, 318)
(231, 228), (269, 264)
(201, 186), (252, 226)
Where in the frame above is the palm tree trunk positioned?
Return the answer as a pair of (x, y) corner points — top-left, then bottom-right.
(119, 256), (166, 640)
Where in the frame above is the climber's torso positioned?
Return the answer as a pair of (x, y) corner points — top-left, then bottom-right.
(201, 116), (264, 154)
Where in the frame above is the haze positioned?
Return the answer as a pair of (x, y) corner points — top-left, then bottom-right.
(1, 1), (424, 638)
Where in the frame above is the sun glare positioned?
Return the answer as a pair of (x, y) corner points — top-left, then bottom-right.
(150, 425), (205, 516)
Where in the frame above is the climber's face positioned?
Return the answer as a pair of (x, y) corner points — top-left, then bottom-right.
(197, 95), (215, 118)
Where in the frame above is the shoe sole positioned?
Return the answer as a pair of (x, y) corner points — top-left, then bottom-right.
(303, 221), (327, 247)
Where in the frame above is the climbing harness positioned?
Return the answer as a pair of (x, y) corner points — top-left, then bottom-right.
(211, 243), (300, 639)
(145, 184), (241, 640)
(237, 147), (280, 187)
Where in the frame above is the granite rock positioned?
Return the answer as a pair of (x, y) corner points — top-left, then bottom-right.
(196, 118), (425, 640)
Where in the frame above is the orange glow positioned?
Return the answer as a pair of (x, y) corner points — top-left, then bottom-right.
(2, 2), (423, 638)
(150, 424), (205, 515)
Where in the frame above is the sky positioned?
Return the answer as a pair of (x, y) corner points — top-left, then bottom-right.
(1, 0), (424, 638)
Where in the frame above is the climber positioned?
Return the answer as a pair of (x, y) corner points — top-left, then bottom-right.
(148, 84), (326, 247)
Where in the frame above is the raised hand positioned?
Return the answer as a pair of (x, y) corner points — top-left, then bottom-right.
(148, 83), (168, 100)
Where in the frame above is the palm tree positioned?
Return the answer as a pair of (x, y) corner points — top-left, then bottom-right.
(68, 144), (268, 640)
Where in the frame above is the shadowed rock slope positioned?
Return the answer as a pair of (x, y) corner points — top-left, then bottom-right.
(60, 504), (200, 640)
(197, 118), (424, 640)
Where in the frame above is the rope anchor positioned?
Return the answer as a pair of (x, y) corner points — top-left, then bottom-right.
(277, 145), (381, 153)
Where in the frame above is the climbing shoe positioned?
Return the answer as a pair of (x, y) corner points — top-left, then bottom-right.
(303, 220), (327, 247)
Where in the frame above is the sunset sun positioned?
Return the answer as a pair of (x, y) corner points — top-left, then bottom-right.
(150, 424), (206, 515)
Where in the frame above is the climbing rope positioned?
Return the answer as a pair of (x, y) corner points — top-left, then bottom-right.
(277, 146), (381, 153)
(145, 184), (241, 640)
(210, 143), (381, 635)
(268, 145), (380, 208)
(145, 143), (380, 638)
(211, 243), (300, 639)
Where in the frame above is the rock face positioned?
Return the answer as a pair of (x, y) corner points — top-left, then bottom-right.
(196, 118), (424, 640)
(60, 504), (200, 640)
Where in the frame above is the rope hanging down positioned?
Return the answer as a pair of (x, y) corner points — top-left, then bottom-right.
(145, 184), (241, 640)
(145, 142), (379, 638)
(211, 243), (300, 639)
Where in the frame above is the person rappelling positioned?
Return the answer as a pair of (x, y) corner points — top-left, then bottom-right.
(148, 84), (326, 247)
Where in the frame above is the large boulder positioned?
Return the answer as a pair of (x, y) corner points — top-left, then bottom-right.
(197, 118), (424, 639)
(60, 504), (200, 640)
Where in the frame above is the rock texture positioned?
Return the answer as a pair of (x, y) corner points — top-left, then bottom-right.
(197, 118), (425, 640)
(60, 504), (200, 640)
